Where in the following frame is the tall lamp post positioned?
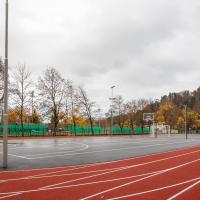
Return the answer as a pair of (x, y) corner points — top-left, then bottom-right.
(109, 86), (115, 134)
(31, 91), (34, 124)
(184, 105), (187, 140)
(3, 0), (9, 168)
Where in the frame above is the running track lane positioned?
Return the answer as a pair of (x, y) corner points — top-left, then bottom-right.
(0, 146), (199, 200)
(1, 147), (200, 193)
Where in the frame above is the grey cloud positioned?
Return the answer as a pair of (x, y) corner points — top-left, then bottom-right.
(0, 0), (200, 110)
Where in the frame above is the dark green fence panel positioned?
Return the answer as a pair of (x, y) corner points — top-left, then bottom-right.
(0, 124), (47, 136)
(66, 126), (103, 135)
(134, 127), (150, 134)
(66, 126), (150, 135)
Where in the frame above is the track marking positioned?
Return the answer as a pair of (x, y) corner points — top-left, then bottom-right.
(167, 179), (200, 200)
(81, 157), (200, 200)
(0, 158), (200, 200)
(0, 193), (21, 200)
(107, 177), (200, 200)
(0, 165), (127, 183)
(40, 148), (200, 190)
(0, 170), (163, 198)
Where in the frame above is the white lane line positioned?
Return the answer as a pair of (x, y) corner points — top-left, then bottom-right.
(0, 165), (125, 183)
(1, 159), (200, 200)
(0, 170), (163, 198)
(107, 177), (200, 200)
(24, 140), (198, 159)
(0, 145), (199, 174)
(0, 193), (21, 200)
(167, 179), (200, 200)
(80, 157), (200, 200)
(0, 163), (107, 182)
(40, 149), (200, 190)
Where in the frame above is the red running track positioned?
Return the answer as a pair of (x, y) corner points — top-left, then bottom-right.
(0, 146), (200, 200)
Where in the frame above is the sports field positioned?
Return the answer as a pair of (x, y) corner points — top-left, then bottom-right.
(0, 134), (200, 199)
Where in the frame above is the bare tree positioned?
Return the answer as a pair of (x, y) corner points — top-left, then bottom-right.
(38, 67), (65, 134)
(12, 64), (31, 136)
(78, 86), (95, 135)
(113, 95), (127, 132)
(126, 100), (138, 130)
(69, 82), (78, 134)
(137, 98), (148, 133)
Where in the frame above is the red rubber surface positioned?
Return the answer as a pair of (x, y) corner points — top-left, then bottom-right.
(0, 146), (200, 200)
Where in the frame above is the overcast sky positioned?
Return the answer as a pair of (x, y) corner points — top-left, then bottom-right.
(0, 0), (200, 110)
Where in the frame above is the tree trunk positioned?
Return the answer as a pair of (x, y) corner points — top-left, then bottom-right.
(20, 106), (24, 137)
(89, 116), (94, 135)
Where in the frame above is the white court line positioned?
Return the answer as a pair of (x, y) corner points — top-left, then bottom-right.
(41, 148), (200, 190)
(81, 157), (200, 200)
(0, 144), (199, 174)
(7, 154), (28, 159)
(24, 140), (199, 159)
(107, 177), (200, 200)
(167, 179), (200, 200)
(6, 139), (167, 157)
(0, 158), (200, 200)
(3, 142), (88, 150)
(87, 138), (168, 147)
(24, 144), (89, 156)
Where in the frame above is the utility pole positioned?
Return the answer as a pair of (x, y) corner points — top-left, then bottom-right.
(3, 0), (9, 168)
(184, 105), (187, 140)
(109, 86), (115, 134)
(31, 91), (34, 124)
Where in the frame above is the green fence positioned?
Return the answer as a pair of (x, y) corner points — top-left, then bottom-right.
(66, 126), (150, 135)
(0, 125), (150, 136)
(66, 126), (103, 135)
(111, 128), (132, 134)
(0, 124), (47, 136)
(134, 127), (150, 134)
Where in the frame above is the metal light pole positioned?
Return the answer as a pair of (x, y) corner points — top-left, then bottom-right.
(184, 105), (187, 140)
(3, 0), (9, 168)
(31, 91), (34, 123)
(109, 86), (115, 134)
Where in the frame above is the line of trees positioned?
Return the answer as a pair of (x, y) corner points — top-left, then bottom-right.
(3, 63), (97, 134)
(1, 58), (200, 135)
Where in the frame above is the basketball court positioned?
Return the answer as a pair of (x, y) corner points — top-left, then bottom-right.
(0, 134), (200, 170)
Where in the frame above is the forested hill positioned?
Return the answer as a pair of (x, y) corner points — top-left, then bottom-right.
(161, 87), (200, 112)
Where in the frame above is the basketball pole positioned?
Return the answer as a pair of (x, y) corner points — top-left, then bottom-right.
(110, 86), (115, 135)
(3, 0), (9, 168)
